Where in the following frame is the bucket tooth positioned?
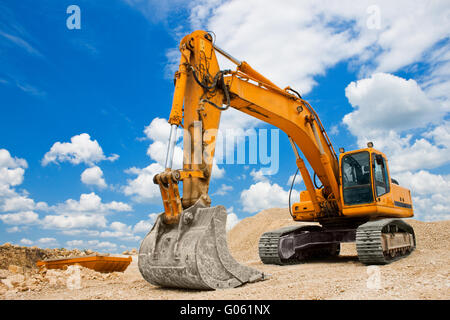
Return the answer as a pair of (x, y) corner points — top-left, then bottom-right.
(138, 201), (265, 290)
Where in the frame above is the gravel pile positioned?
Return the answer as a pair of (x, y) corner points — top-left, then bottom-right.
(1, 208), (449, 300)
(0, 243), (98, 270)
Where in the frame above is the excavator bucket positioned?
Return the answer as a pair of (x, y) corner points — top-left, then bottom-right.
(138, 201), (265, 290)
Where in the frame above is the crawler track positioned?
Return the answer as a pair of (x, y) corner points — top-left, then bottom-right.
(356, 219), (416, 265)
(258, 225), (341, 265)
(259, 219), (415, 266)
(258, 226), (301, 265)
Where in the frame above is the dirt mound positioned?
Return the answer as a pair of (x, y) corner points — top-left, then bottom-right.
(0, 264), (124, 296)
(227, 208), (317, 262)
(1, 208), (449, 300)
(0, 243), (98, 270)
(227, 208), (450, 260)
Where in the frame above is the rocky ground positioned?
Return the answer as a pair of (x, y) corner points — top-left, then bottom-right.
(1, 208), (449, 300)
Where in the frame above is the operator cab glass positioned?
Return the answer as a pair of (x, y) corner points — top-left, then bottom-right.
(342, 151), (374, 205)
(373, 154), (390, 197)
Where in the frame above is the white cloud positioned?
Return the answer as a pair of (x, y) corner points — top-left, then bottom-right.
(0, 166), (25, 188)
(66, 239), (117, 251)
(343, 73), (447, 137)
(51, 192), (132, 215)
(40, 192), (132, 230)
(423, 121), (450, 148)
(211, 160), (225, 179)
(249, 166), (281, 183)
(395, 171), (450, 196)
(1, 195), (48, 213)
(146, 140), (183, 169)
(66, 240), (84, 247)
(287, 172), (303, 186)
(123, 162), (164, 203)
(249, 169), (269, 182)
(6, 226), (20, 233)
(212, 184), (233, 196)
(42, 133), (119, 166)
(143, 117), (183, 169)
(1, 195), (34, 212)
(41, 214), (107, 230)
(0, 149), (49, 221)
(0, 211), (39, 225)
(20, 238), (33, 245)
(185, 1), (449, 94)
(133, 213), (159, 234)
(144, 117), (181, 142)
(342, 73), (450, 174)
(240, 181), (299, 213)
(0, 149), (27, 169)
(133, 219), (153, 233)
(89, 240), (117, 250)
(225, 206), (240, 231)
(0, 149), (27, 188)
(60, 229), (100, 237)
(81, 166), (107, 189)
(99, 221), (141, 241)
(37, 237), (58, 245)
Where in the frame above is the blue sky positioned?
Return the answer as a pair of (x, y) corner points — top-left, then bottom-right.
(1, 0), (449, 252)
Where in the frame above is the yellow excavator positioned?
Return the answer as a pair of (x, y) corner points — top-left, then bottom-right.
(138, 30), (416, 290)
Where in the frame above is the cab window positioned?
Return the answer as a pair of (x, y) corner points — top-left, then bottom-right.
(373, 154), (390, 197)
(342, 151), (374, 205)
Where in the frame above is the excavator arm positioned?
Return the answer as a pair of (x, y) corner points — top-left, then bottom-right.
(155, 30), (341, 225)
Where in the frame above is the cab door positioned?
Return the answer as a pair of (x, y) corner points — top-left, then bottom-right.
(372, 153), (390, 202)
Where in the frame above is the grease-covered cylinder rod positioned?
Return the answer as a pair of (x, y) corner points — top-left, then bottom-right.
(165, 124), (178, 169)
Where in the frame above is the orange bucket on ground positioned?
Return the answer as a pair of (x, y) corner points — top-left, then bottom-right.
(36, 254), (132, 272)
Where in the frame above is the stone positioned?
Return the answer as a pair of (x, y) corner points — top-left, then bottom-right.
(4, 274), (25, 288)
(1, 278), (13, 289)
(8, 265), (23, 274)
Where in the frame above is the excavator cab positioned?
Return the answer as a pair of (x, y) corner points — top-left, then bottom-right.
(341, 148), (392, 206)
(339, 146), (414, 219)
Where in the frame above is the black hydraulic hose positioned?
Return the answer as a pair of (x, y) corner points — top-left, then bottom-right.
(191, 66), (223, 91)
(195, 68), (232, 111)
(201, 98), (230, 111)
(313, 172), (323, 189)
(286, 87), (302, 99)
(288, 168), (299, 218)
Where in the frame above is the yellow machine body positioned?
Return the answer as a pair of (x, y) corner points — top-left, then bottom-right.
(139, 30), (416, 290)
(292, 148), (413, 222)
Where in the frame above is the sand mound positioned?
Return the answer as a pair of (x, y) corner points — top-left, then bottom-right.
(227, 208), (317, 261)
(1, 208), (449, 300)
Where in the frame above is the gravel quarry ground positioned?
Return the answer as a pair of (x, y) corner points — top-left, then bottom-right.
(1, 208), (449, 300)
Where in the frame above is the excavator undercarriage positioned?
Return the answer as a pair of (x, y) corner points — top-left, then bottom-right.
(259, 219), (416, 265)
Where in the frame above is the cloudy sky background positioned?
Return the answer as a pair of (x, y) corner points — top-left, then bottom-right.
(0, 0), (449, 252)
